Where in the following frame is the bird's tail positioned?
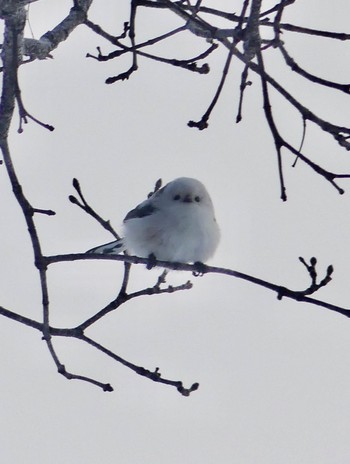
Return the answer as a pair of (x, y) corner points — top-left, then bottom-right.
(86, 239), (126, 254)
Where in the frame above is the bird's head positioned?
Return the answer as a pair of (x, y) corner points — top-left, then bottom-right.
(158, 177), (214, 209)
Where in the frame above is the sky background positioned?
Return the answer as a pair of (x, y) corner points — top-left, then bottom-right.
(1, 1), (350, 463)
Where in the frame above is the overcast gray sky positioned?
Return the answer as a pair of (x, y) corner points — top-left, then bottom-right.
(1, 1), (350, 463)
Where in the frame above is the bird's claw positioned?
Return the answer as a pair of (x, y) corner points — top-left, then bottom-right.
(146, 253), (157, 270)
(192, 261), (207, 276)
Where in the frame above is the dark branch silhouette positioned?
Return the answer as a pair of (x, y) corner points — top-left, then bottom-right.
(1, 1), (350, 395)
(80, 0), (350, 197)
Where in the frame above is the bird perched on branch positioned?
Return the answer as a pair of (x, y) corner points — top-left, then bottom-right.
(87, 177), (220, 264)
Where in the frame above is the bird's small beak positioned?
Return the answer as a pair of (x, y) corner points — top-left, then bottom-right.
(183, 194), (193, 203)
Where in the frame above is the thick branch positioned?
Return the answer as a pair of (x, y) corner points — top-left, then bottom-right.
(45, 253), (350, 320)
(0, 7), (93, 390)
(22, 0), (94, 59)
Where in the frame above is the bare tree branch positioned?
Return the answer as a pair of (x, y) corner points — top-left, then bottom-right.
(22, 0), (93, 60)
(2, 0), (350, 396)
(0, 302), (198, 396)
(41, 252), (349, 319)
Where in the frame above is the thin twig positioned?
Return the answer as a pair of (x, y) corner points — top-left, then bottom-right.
(188, 44), (234, 130)
(70, 177), (131, 299)
(236, 64), (250, 123)
(187, 0), (252, 129)
(69, 178), (120, 239)
(79, 334), (199, 396)
(78, 277), (192, 330)
(292, 116), (306, 167)
(85, 20), (215, 75)
(278, 42), (350, 94)
(256, 47), (287, 200)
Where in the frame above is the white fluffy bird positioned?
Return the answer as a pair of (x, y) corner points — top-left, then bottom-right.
(87, 177), (220, 263)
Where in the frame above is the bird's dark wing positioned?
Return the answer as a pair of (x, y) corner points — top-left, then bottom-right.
(86, 239), (124, 254)
(123, 202), (158, 222)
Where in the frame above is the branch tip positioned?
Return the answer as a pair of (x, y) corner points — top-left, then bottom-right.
(327, 265), (334, 276)
(103, 383), (114, 392)
(72, 177), (81, 191)
(68, 194), (79, 205)
(188, 119), (208, 130)
(177, 382), (200, 396)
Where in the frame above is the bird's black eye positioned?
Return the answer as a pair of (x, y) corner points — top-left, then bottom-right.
(173, 194), (181, 201)
(195, 196), (201, 202)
